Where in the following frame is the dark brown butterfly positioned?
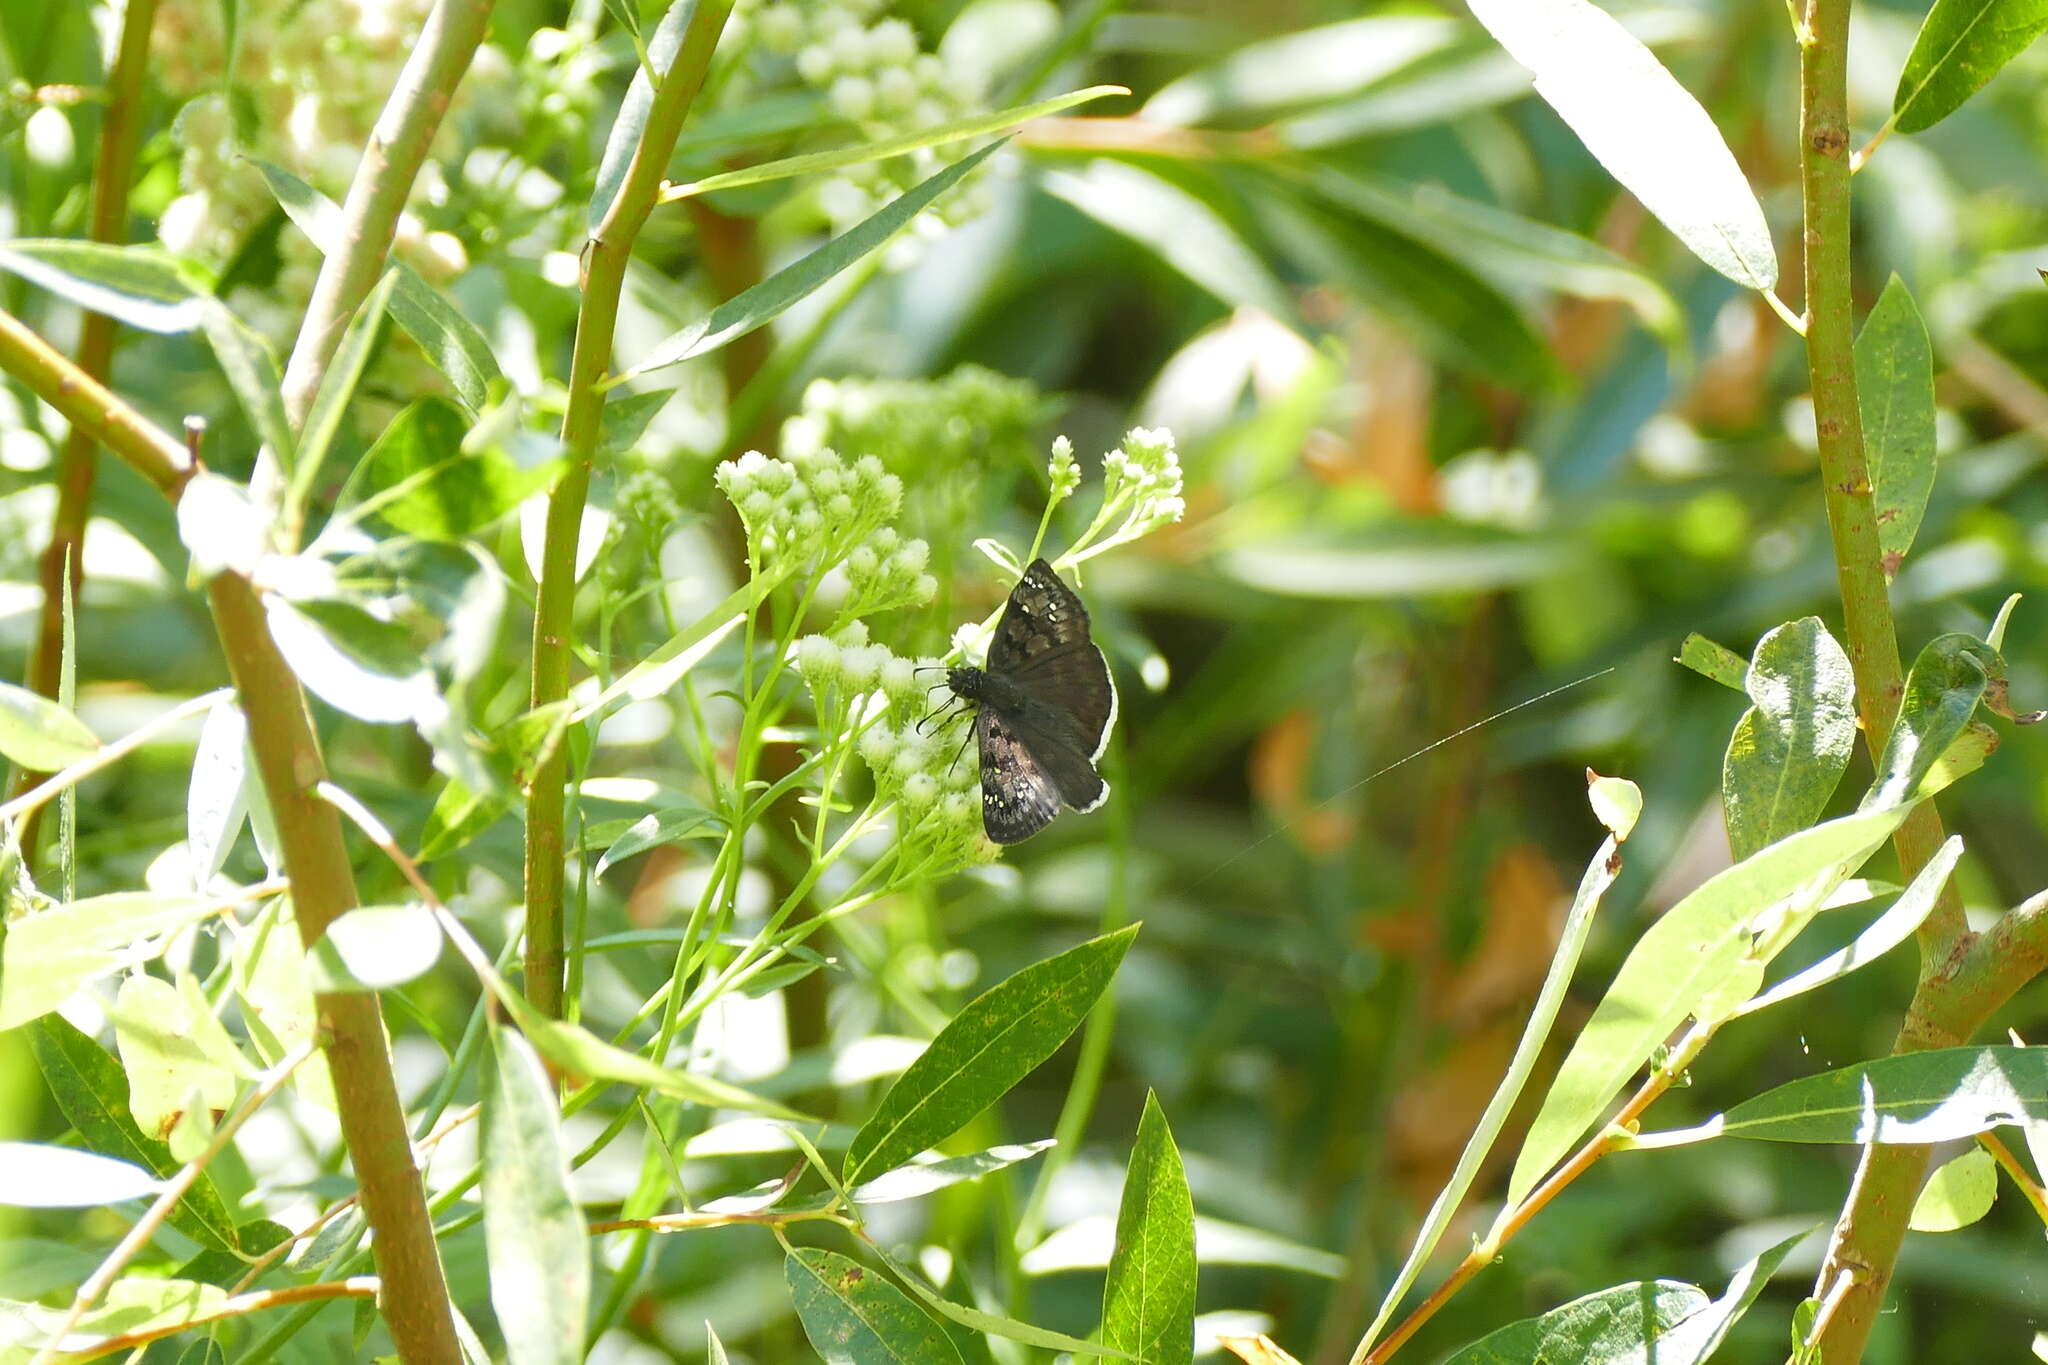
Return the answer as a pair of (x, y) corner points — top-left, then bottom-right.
(945, 559), (1117, 844)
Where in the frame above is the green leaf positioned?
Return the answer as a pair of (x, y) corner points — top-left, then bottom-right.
(1909, 1145), (1997, 1231)
(350, 397), (549, 541)
(1466, 0), (1778, 292)
(420, 775), (511, 859)
(0, 891), (232, 1030)
(1677, 633), (1750, 691)
(1375, 830), (1623, 1344)
(1440, 1280), (1708, 1364)
(483, 1026), (589, 1365)
(502, 994), (801, 1119)
(597, 387), (678, 459)
(287, 268), (399, 528)
(1649, 1228), (1811, 1364)
(109, 975), (242, 1141)
(28, 1015), (240, 1252)
(579, 571), (786, 716)
(1855, 275), (1937, 576)
(785, 1248), (965, 1365)
(1102, 1093), (1195, 1365)
(264, 595), (436, 726)
(1866, 632), (2001, 809)
(594, 806), (722, 878)
(862, 1238), (1130, 1359)
(616, 139), (1006, 384)
(1260, 192), (1558, 392)
(0, 239), (211, 332)
(1042, 161), (1297, 321)
(1711, 1045), (2048, 1143)
(665, 85), (1125, 199)
(1733, 836), (1962, 1019)
(851, 1139), (1055, 1204)
(251, 160), (500, 410)
(0, 1141), (160, 1207)
(0, 678), (98, 773)
(1142, 15), (1459, 125)
(306, 903), (444, 993)
(2, 1276), (230, 1348)
(1893, 0), (2048, 133)
(196, 299), (295, 467)
(1505, 805), (1909, 1208)
(843, 925), (1138, 1187)
(1722, 618), (1857, 859)
(590, 0), (710, 229)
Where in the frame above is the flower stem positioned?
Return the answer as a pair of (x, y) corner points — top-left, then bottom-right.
(524, 0), (736, 1019)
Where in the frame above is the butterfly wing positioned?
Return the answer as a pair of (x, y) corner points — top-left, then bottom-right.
(976, 707), (1065, 844)
(987, 559), (1117, 759)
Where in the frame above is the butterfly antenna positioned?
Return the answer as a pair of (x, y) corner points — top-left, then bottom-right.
(1186, 665), (1618, 892)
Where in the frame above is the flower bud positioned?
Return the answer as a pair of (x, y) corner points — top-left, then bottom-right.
(796, 634), (842, 686)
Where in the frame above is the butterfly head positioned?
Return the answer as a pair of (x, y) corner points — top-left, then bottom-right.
(944, 664), (990, 702)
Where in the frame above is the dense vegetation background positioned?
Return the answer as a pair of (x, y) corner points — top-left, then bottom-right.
(2, 0), (2047, 1362)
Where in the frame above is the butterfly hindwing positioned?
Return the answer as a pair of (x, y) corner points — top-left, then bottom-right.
(975, 707), (1064, 844)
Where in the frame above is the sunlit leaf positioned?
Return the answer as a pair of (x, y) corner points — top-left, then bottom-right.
(1103, 1093), (1196, 1365)
(786, 1248), (964, 1365)
(0, 239), (210, 332)
(0, 891), (233, 1030)
(1722, 618), (1857, 859)
(1893, 0), (2048, 133)
(186, 699), (249, 888)
(287, 269), (399, 527)
(1439, 1279), (1708, 1364)
(1650, 1228), (1811, 1364)
(1855, 275), (1937, 577)
(110, 975), (240, 1140)
(1712, 1045), (2048, 1143)
(1677, 633), (1750, 691)
(843, 925), (1138, 1186)
(264, 596), (437, 726)
(1909, 1146), (1997, 1231)
(1465, 0), (1778, 291)
(306, 903), (443, 992)
(0, 1142), (159, 1207)
(483, 1026), (588, 1365)
(503, 994), (801, 1119)
(1143, 15), (1458, 125)
(594, 805), (722, 878)
(350, 397), (550, 541)
(0, 679), (98, 773)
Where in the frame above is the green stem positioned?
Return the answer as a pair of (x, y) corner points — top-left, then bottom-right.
(1794, 2), (1973, 1358)
(13, 0), (159, 832)
(524, 0), (736, 1019)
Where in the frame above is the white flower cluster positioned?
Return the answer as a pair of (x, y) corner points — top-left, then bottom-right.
(793, 622), (988, 862)
(839, 527), (937, 621)
(716, 447), (888, 565)
(1047, 434), (1080, 500)
(149, 0), (474, 334)
(1065, 427), (1187, 565)
(751, 0), (995, 240)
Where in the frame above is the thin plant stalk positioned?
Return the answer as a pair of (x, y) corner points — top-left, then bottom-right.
(14, 0), (160, 829)
(524, 0), (736, 1019)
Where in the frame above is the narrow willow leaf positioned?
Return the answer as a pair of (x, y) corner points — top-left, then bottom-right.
(1893, 0), (2048, 133)
(1909, 1146), (1997, 1231)
(0, 891), (232, 1030)
(705, 1322), (730, 1365)
(0, 678), (99, 772)
(252, 160), (500, 410)
(1142, 15), (1459, 125)
(196, 299), (295, 467)
(0, 1142), (160, 1207)
(502, 994), (800, 1119)
(1042, 162), (1297, 321)
(843, 924), (1139, 1187)
(590, 0), (708, 229)
(1735, 836), (1961, 1019)
(483, 1027), (588, 1365)
(1466, 0), (1778, 292)
(851, 1139), (1054, 1204)
(785, 1248), (965, 1365)
(617, 139), (1005, 384)
(1103, 1093), (1196, 1365)
(288, 269), (399, 523)
(1865, 632), (2000, 808)
(1855, 276), (1937, 576)
(594, 807), (722, 879)
(29, 1016), (240, 1252)
(0, 239), (211, 332)
(1722, 618), (1857, 859)
(307, 904), (444, 992)
(8, 1277), (230, 1349)
(110, 976), (239, 1140)
(233, 902), (336, 1110)
(1677, 633), (1750, 691)
(578, 569), (787, 717)
(1376, 830), (1622, 1334)
(1506, 806), (1908, 1209)
(186, 699), (250, 888)
(1713, 1045), (2048, 1143)
(1651, 1228), (1811, 1364)
(596, 387), (677, 459)
(665, 85), (1125, 199)
(1440, 1280), (1708, 1364)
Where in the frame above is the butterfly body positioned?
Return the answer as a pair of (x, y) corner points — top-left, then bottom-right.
(948, 559), (1116, 845)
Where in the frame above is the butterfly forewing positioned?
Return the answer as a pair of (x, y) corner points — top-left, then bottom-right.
(988, 559), (1117, 757)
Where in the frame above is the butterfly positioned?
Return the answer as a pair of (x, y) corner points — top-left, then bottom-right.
(946, 559), (1117, 844)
